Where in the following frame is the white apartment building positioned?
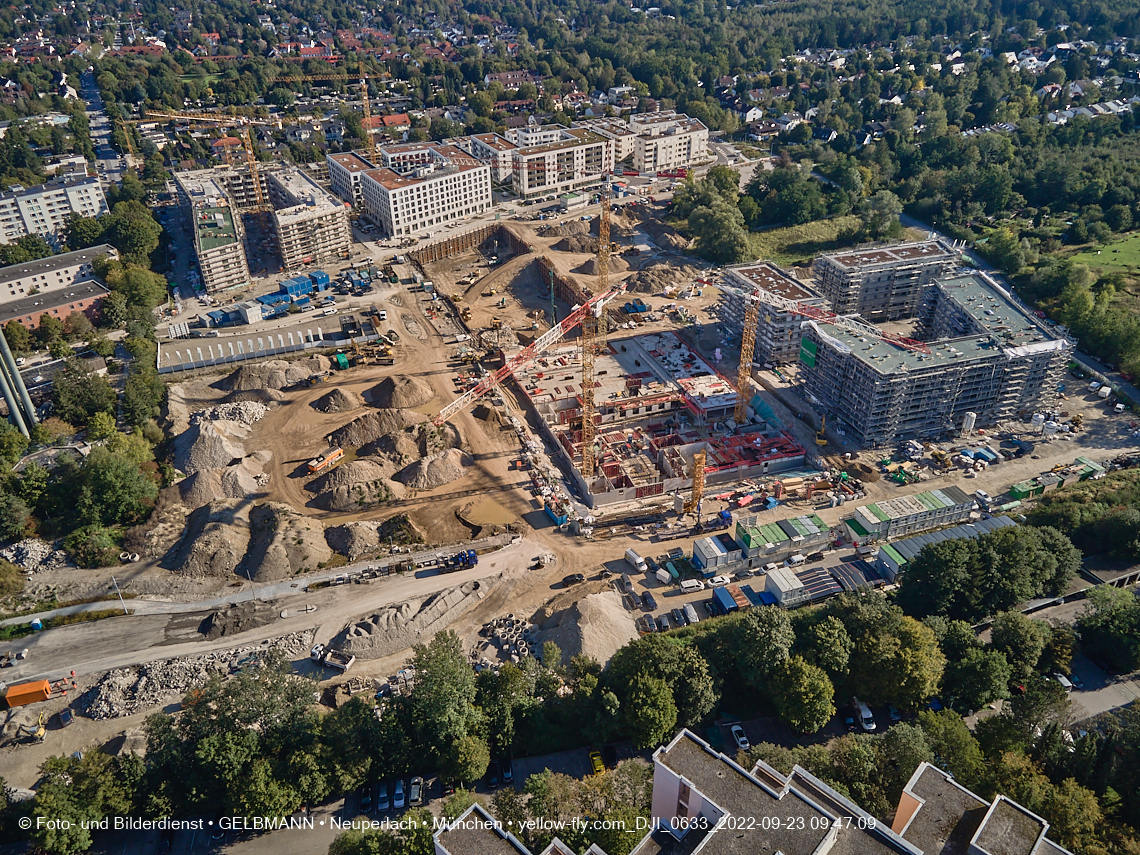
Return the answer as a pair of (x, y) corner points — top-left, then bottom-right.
(466, 133), (517, 183)
(0, 177), (109, 245)
(0, 243), (118, 302)
(265, 168), (351, 271)
(573, 117), (639, 162)
(506, 124), (567, 147)
(377, 142), (437, 172)
(327, 152), (374, 208)
(360, 145), (492, 237)
(511, 128), (612, 200)
(175, 171), (250, 293)
(629, 110), (709, 173)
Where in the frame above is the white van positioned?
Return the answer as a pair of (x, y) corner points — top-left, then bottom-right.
(322, 307), (338, 316)
(625, 548), (647, 573)
(680, 579), (705, 594)
(785, 554), (806, 568)
(851, 696), (876, 731)
(764, 562), (780, 573)
(1053, 673), (1074, 693)
(708, 575), (730, 588)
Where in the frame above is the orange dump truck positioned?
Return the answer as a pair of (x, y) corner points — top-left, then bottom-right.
(308, 446), (345, 474)
(2, 679), (51, 709)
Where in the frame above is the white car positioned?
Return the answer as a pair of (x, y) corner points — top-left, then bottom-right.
(393, 779), (405, 809)
(730, 725), (750, 752)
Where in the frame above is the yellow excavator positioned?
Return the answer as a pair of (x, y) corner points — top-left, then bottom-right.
(19, 712), (47, 743)
(815, 415), (828, 447)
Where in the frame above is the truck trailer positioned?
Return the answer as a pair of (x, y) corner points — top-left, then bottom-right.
(310, 644), (356, 672)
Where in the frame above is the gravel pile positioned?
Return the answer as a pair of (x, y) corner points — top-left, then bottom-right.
(324, 521), (382, 559)
(191, 401), (269, 426)
(179, 461), (263, 507)
(397, 448), (471, 489)
(307, 460), (403, 512)
(0, 539), (68, 573)
(367, 375), (433, 409)
(242, 503), (332, 581)
(624, 261), (707, 294)
(329, 409), (427, 449)
(80, 632), (314, 720)
(553, 236), (599, 253)
(536, 591), (638, 668)
(172, 421), (247, 474)
(574, 256), (629, 276)
(542, 220), (589, 237)
(161, 499), (251, 577)
(312, 388), (365, 413)
(224, 356), (331, 392)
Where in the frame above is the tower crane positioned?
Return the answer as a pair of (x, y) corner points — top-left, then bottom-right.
(684, 448), (706, 516)
(741, 287), (931, 354)
(577, 183), (614, 478)
(734, 291), (760, 424)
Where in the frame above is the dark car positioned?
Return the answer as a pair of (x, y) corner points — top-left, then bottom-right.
(845, 715), (857, 732)
(646, 557), (660, 573)
(487, 760), (501, 790)
(359, 783), (373, 814)
(642, 591), (657, 611)
(672, 607), (688, 626)
(502, 759), (513, 784)
(657, 613), (671, 632)
(806, 552), (825, 563)
(563, 573), (586, 586)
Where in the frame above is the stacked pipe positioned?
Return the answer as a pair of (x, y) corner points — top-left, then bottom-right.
(0, 329), (36, 437)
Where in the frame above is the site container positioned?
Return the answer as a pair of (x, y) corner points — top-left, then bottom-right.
(2, 680), (51, 708)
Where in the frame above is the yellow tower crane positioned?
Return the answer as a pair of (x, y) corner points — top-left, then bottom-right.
(685, 448), (707, 516)
(580, 307), (598, 478)
(595, 192), (611, 353)
(734, 291), (760, 425)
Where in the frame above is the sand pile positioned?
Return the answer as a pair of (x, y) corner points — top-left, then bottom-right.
(308, 459), (403, 512)
(592, 212), (638, 238)
(331, 578), (494, 659)
(536, 591), (638, 667)
(472, 403), (504, 426)
(223, 356), (332, 391)
(397, 448), (471, 490)
(313, 388), (365, 413)
(161, 499), (251, 577)
(574, 255), (629, 276)
(223, 388), (287, 406)
(624, 261), (707, 294)
(366, 375), (433, 409)
(241, 503), (332, 581)
(179, 456), (267, 506)
(553, 235), (599, 253)
(329, 409), (428, 449)
(172, 421), (248, 474)
(643, 220), (690, 249)
(324, 521), (382, 559)
(543, 220), (590, 237)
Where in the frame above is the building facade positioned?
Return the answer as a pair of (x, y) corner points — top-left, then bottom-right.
(175, 171), (250, 293)
(360, 145), (492, 237)
(265, 168), (351, 270)
(0, 177), (109, 245)
(0, 243), (117, 303)
(718, 262), (829, 364)
(812, 240), (957, 320)
(326, 152), (374, 208)
(628, 111), (709, 173)
(511, 128), (612, 200)
(574, 117), (640, 162)
(465, 133), (517, 182)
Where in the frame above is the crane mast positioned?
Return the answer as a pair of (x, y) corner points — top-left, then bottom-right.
(734, 291), (760, 424)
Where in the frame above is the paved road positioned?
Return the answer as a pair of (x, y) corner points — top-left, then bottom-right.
(80, 70), (126, 185)
(0, 534), (531, 685)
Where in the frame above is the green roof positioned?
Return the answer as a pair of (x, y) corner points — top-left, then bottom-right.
(760, 523), (789, 544)
(196, 206), (239, 252)
(808, 514), (827, 529)
(915, 493), (939, 510)
(848, 518), (870, 538)
(867, 504), (890, 522)
(881, 544), (906, 565)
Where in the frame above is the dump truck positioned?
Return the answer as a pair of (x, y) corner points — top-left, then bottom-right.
(1, 679), (51, 709)
(308, 446), (345, 474)
(310, 644), (356, 672)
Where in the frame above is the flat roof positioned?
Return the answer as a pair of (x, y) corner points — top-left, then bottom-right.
(436, 806), (528, 855)
(472, 133), (517, 151)
(0, 279), (109, 325)
(516, 128), (606, 156)
(898, 765), (990, 855)
(727, 262), (819, 302)
(822, 239), (956, 270)
(327, 152), (374, 173)
(973, 798), (1046, 855)
(195, 206), (239, 251)
(0, 244), (117, 286)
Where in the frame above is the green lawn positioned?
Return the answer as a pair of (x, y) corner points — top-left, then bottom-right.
(747, 216), (864, 266)
(180, 73), (221, 84)
(1069, 230), (1140, 273)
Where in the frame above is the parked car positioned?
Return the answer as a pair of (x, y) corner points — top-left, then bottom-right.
(672, 607), (688, 627)
(563, 573), (586, 586)
(502, 759), (513, 784)
(409, 776), (424, 807)
(590, 751), (605, 776)
(730, 725), (750, 751)
(806, 552), (825, 563)
(358, 784), (373, 814)
(376, 783), (390, 812)
(887, 705), (901, 722)
(487, 760), (501, 790)
(393, 779), (405, 809)
(641, 591), (657, 611)
(845, 715), (857, 732)
(657, 614), (671, 631)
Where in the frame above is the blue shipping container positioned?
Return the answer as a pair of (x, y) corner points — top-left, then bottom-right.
(309, 270), (330, 287)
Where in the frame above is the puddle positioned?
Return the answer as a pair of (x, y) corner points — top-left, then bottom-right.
(463, 497), (515, 526)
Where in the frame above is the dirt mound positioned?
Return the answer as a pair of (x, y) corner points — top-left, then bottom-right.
(325, 521), (382, 559)
(574, 255), (629, 276)
(535, 591), (638, 668)
(366, 375), (434, 409)
(223, 388), (286, 406)
(308, 459), (403, 512)
(329, 409), (428, 449)
(643, 219), (690, 250)
(161, 499), (251, 577)
(313, 388), (365, 413)
(553, 235), (599, 253)
(222, 356), (332, 392)
(472, 403), (504, 426)
(172, 421), (248, 474)
(179, 458), (265, 507)
(199, 601), (279, 640)
(624, 261), (707, 294)
(397, 448), (472, 490)
(543, 220), (590, 237)
(241, 502), (332, 581)
(377, 512), (424, 545)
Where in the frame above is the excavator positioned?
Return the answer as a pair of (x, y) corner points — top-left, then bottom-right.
(18, 712), (47, 743)
(815, 415), (828, 447)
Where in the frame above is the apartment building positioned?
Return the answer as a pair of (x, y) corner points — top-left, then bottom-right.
(465, 133), (517, 182)
(0, 244), (117, 303)
(360, 145), (491, 237)
(801, 271), (1070, 444)
(175, 171), (250, 293)
(628, 111), (709, 173)
(813, 240), (957, 320)
(377, 141), (437, 172)
(718, 262), (829, 364)
(265, 168), (351, 271)
(511, 127), (612, 200)
(0, 279), (110, 330)
(505, 124), (566, 147)
(0, 177), (109, 245)
(326, 152), (374, 208)
(573, 117), (639, 162)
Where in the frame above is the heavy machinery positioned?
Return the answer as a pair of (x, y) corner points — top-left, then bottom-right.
(734, 292), (760, 425)
(18, 712), (48, 743)
(815, 415), (828, 447)
(684, 448), (707, 516)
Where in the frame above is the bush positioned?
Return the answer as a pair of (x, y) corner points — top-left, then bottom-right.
(63, 525), (122, 568)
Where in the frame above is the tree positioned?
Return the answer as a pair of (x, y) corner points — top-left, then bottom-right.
(75, 446), (158, 527)
(798, 615), (853, 680)
(64, 213), (107, 251)
(606, 634), (716, 729)
(63, 311), (95, 341)
(0, 492), (30, 540)
(943, 647), (1011, 712)
(441, 734), (489, 784)
(86, 411), (118, 442)
(106, 264), (168, 310)
(103, 200), (162, 263)
(123, 369), (165, 427)
(51, 358), (117, 427)
(917, 709), (985, 788)
(861, 190), (903, 238)
(770, 656), (835, 733)
(0, 422), (29, 467)
(107, 172), (147, 207)
(877, 723), (934, 803)
(984, 227), (1025, 274)
(851, 615), (945, 709)
(35, 314), (65, 346)
(409, 631), (479, 751)
(3, 321), (30, 355)
(735, 606), (795, 688)
(49, 338), (72, 360)
(1077, 585), (1140, 673)
(624, 674), (677, 749)
(990, 611), (1049, 684)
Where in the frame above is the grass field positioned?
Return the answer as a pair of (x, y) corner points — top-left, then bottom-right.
(744, 216), (927, 266)
(1069, 230), (1140, 273)
(179, 73), (221, 84)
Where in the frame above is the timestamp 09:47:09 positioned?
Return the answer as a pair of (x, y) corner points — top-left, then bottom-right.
(670, 815), (878, 832)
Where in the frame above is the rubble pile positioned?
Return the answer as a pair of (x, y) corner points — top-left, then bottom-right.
(623, 261), (708, 294)
(172, 421), (249, 474)
(0, 539), (69, 573)
(80, 632), (314, 719)
(308, 460), (403, 512)
(191, 401), (269, 426)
